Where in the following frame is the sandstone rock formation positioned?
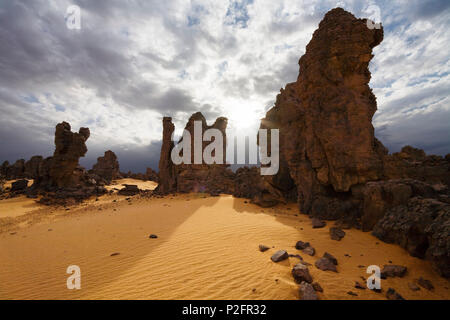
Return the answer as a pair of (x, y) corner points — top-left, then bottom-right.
(260, 8), (385, 218)
(24, 156), (44, 179)
(259, 8), (449, 277)
(156, 117), (176, 194)
(48, 122), (90, 188)
(144, 167), (159, 182)
(155, 112), (235, 195)
(91, 150), (120, 184)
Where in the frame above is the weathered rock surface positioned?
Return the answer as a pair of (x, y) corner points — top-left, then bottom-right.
(312, 282), (323, 292)
(233, 166), (284, 207)
(257, 7), (450, 277)
(303, 246), (315, 256)
(330, 227), (346, 241)
(118, 184), (140, 196)
(315, 257), (337, 272)
(292, 263), (313, 284)
(311, 218), (326, 228)
(386, 288), (405, 300)
(260, 8), (385, 219)
(416, 277), (434, 290)
(91, 150), (120, 184)
(295, 241), (310, 250)
(155, 113), (235, 195)
(47, 122), (90, 188)
(271, 250), (289, 262)
(380, 265), (407, 279)
(299, 281), (319, 300)
(373, 198), (449, 277)
(11, 179), (28, 193)
(2, 122), (109, 204)
(144, 167), (159, 182)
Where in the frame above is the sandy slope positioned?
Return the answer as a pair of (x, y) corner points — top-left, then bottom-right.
(0, 182), (448, 300)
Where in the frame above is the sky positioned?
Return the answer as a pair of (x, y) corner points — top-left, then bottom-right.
(0, 0), (449, 173)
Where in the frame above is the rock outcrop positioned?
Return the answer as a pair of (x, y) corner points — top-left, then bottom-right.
(156, 117), (177, 194)
(259, 8), (449, 277)
(90, 150), (120, 184)
(373, 198), (449, 277)
(155, 112), (235, 195)
(261, 8), (385, 218)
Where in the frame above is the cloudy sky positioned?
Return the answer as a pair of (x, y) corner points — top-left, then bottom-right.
(0, 0), (449, 172)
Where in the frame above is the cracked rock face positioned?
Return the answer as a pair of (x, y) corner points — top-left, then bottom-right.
(260, 8), (385, 217)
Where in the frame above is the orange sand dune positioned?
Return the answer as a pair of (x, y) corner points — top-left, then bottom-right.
(0, 184), (449, 300)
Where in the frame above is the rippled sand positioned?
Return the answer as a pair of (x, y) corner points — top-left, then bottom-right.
(0, 181), (449, 300)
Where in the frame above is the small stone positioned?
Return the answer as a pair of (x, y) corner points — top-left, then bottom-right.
(110, 252), (120, 256)
(303, 246), (316, 256)
(149, 234), (158, 239)
(380, 265), (407, 279)
(358, 265), (365, 268)
(416, 277), (434, 291)
(312, 282), (323, 292)
(259, 244), (270, 252)
(355, 281), (366, 290)
(347, 291), (358, 296)
(299, 282), (319, 300)
(330, 227), (346, 241)
(323, 252), (338, 265)
(252, 288), (256, 293)
(295, 241), (310, 250)
(311, 218), (326, 228)
(408, 283), (420, 291)
(386, 288), (405, 300)
(315, 257), (337, 272)
(271, 250), (289, 262)
(292, 263), (313, 284)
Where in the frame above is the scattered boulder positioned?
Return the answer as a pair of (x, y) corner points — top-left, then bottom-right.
(259, 244), (270, 252)
(292, 263), (313, 284)
(330, 227), (346, 241)
(299, 281), (319, 300)
(355, 281), (366, 290)
(347, 291), (358, 297)
(408, 283), (420, 291)
(302, 246), (315, 256)
(295, 241), (310, 250)
(323, 252), (338, 265)
(271, 250), (289, 262)
(11, 179), (28, 193)
(386, 288), (405, 300)
(118, 185), (140, 196)
(312, 282), (323, 293)
(373, 198), (450, 278)
(380, 265), (407, 279)
(311, 218), (326, 228)
(315, 257), (337, 272)
(149, 234), (158, 239)
(416, 277), (434, 291)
